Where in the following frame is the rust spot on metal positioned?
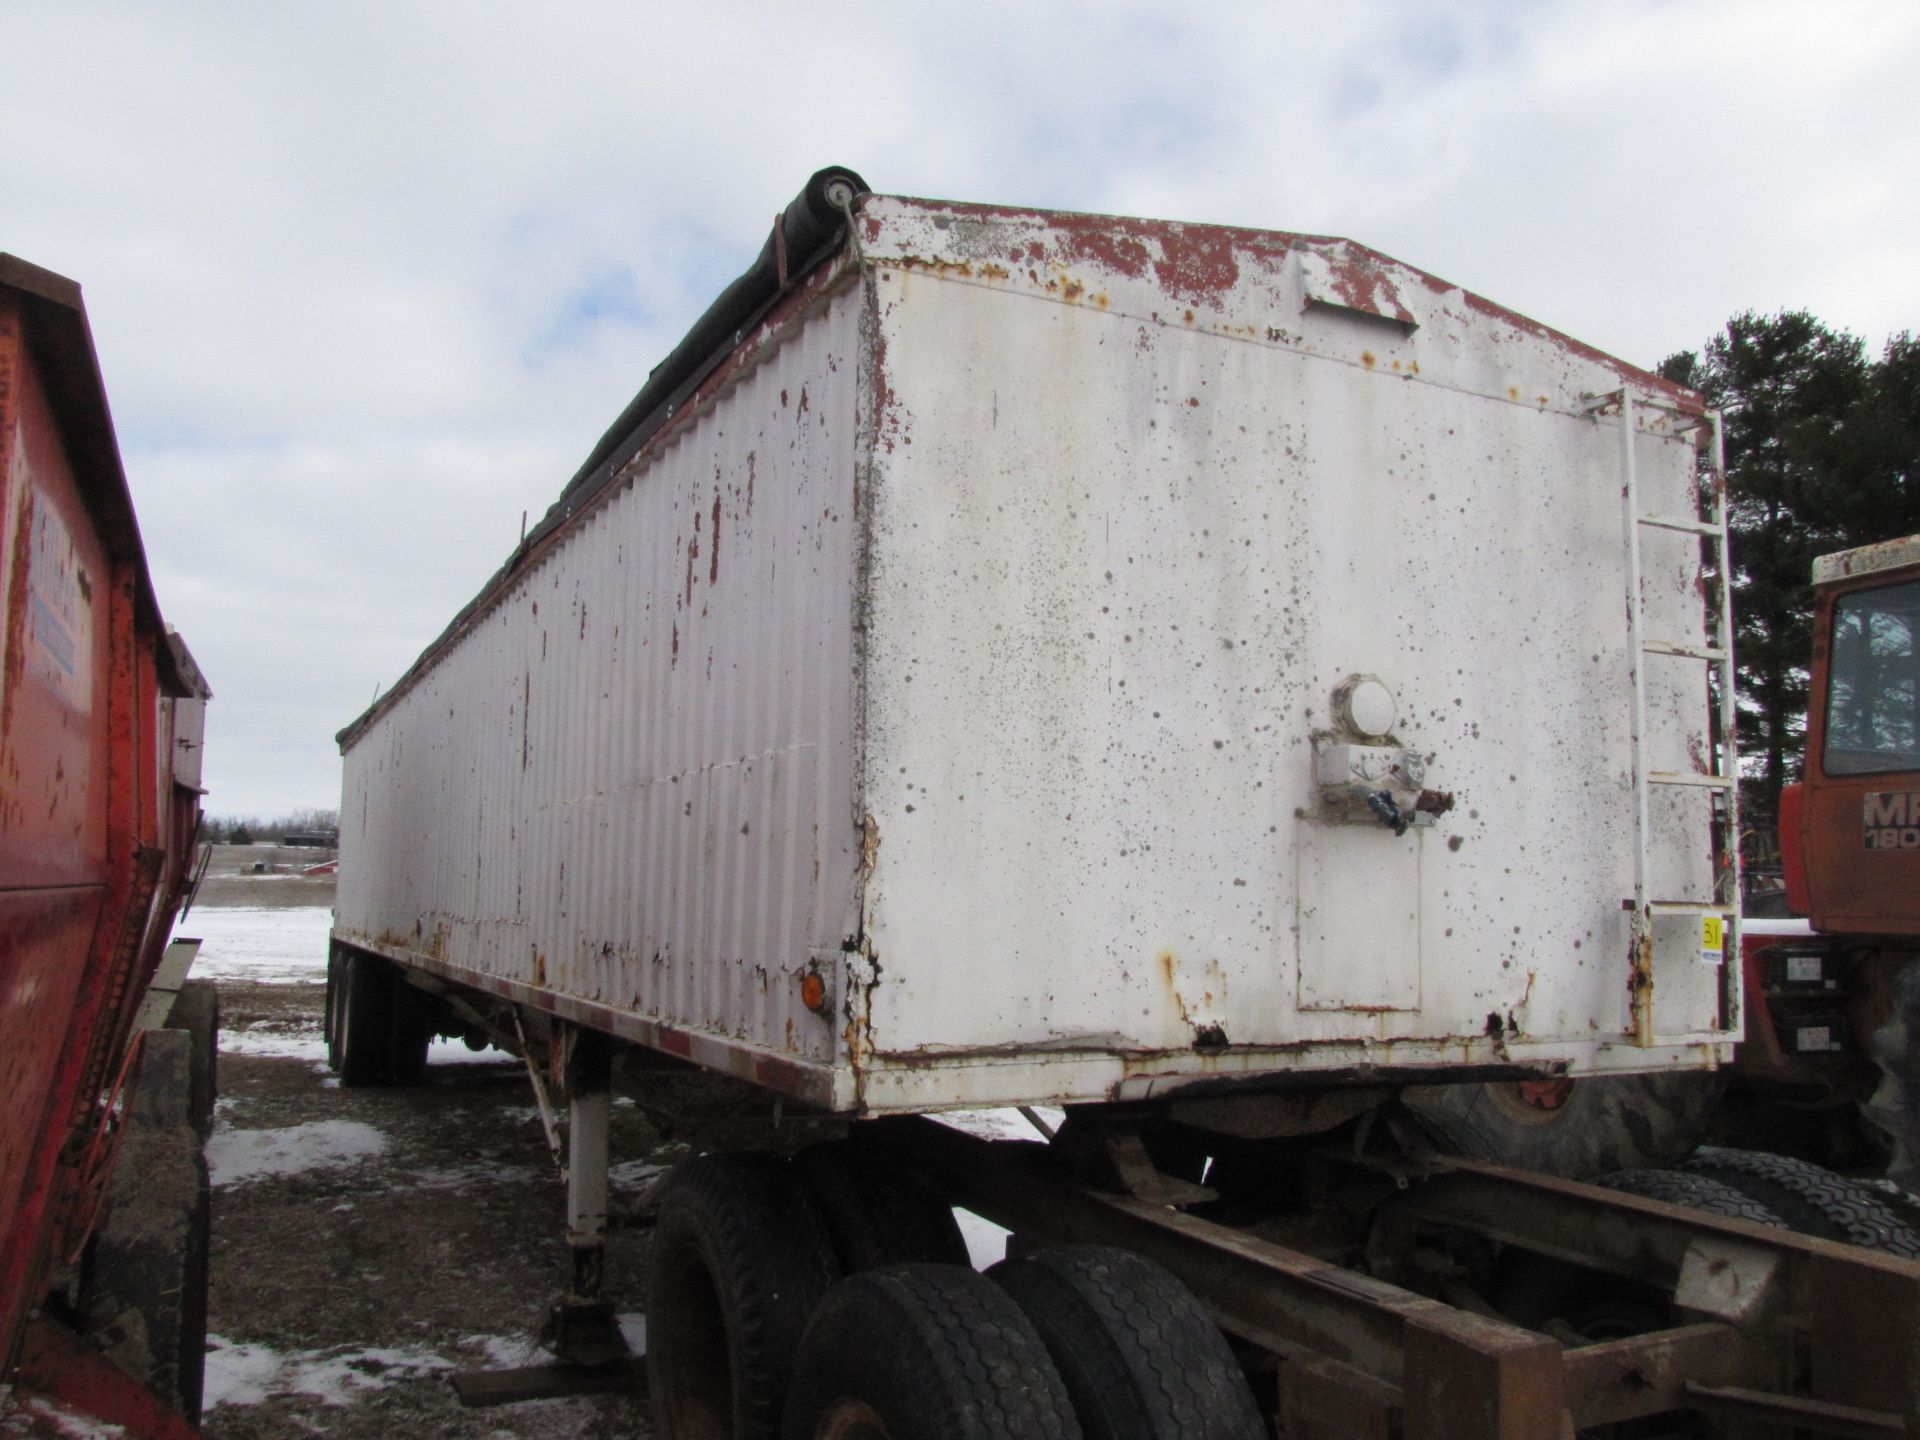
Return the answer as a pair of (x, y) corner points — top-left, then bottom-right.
(1319, 250), (1416, 327)
(1151, 226), (1241, 305)
(684, 521), (699, 607)
(1049, 215), (1152, 278)
(709, 493), (722, 585)
(1361, 351), (1376, 369)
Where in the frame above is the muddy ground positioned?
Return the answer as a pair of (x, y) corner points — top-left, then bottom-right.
(203, 970), (672, 1437)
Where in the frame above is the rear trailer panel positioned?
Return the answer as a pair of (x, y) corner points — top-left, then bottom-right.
(336, 188), (1734, 1115)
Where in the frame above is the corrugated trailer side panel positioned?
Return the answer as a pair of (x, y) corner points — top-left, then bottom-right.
(848, 200), (1726, 1111)
(337, 272), (866, 1106)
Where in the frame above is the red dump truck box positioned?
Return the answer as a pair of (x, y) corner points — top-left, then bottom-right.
(0, 254), (209, 1426)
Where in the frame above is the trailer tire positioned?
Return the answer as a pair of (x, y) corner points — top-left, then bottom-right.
(81, 1030), (211, 1422)
(988, 1247), (1264, 1440)
(783, 1264), (1082, 1440)
(1681, 1148), (1920, 1257)
(331, 948), (428, 1086)
(1398, 1072), (1717, 1179)
(649, 1153), (839, 1440)
(165, 979), (219, 1137)
(1599, 1169), (1788, 1227)
(794, 1140), (970, 1273)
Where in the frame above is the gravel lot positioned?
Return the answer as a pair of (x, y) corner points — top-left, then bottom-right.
(190, 903), (671, 1438)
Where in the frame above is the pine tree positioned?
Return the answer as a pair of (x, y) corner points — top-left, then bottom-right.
(1660, 313), (1920, 815)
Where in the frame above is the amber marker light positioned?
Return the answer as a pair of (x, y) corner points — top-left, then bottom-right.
(800, 972), (828, 1014)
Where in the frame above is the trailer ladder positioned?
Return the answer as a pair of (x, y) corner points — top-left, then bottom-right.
(1587, 388), (1741, 1049)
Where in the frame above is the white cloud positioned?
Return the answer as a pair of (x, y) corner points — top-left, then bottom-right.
(4, 0), (1914, 812)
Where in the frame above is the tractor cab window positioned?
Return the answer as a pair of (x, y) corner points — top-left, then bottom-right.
(1825, 578), (1920, 774)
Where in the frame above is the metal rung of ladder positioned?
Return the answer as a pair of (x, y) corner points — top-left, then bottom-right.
(1649, 772), (1735, 790)
(1643, 639), (1728, 662)
(1583, 391), (1713, 432)
(1604, 387), (1742, 1050)
(1639, 513), (1720, 537)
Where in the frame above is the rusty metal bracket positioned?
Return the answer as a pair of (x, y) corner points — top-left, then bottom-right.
(1683, 1382), (1906, 1438)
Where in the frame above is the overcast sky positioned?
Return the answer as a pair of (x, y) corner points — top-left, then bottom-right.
(5, 0), (1915, 818)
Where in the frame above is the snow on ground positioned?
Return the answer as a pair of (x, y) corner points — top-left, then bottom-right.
(203, 1335), (454, 1409)
(927, 1110), (1061, 1266)
(180, 905), (331, 985)
(0, 1394), (132, 1439)
(206, 1118), (390, 1187)
(929, 1107), (1063, 1143)
(220, 1027), (331, 1065)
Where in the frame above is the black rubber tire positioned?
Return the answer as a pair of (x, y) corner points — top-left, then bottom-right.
(1681, 1148), (1920, 1257)
(988, 1247), (1264, 1440)
(1398, 1072), (1718, 1179)
(164, 979), (219, 1138)
(331, 948), (430, 1086)
(794, 1140), (970, 1273)
(82, 1030), (210, 1423)
(782, 1264), (1083, 1440)
(1599, 1169), (1788, 1228)
(648, 1153), (841, 1440)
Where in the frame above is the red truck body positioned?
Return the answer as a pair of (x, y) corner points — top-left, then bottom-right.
(0, 255), (209, 1425)
(1735, 537), (1920, 1177)
(1784, 537), (1920, 932)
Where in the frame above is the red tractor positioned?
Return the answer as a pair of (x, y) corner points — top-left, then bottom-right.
(1734, 535), (1920, 1185)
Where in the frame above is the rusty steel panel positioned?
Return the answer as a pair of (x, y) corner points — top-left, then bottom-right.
(338, 190), (1731, 1116)
(851, 197), (1728, 1109)
(0, 262), (209, 1390)
(336, 276), (867, 1104)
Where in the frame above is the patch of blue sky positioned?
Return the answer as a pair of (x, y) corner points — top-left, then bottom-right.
(523, 265), (652, 366)
(118, 416), (282, 455)
(1394, 11), (1468, 80)
(1331, 12), (1471, 121)
(1014, 96), (1217, 213)
(516, 216), (750, 371)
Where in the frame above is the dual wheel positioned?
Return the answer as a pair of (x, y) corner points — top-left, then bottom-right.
(324, 945), (434, 1085)
(646, 1149), (1265, 1440)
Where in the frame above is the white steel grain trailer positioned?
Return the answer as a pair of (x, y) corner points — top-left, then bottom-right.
(330, 171), (1920, 1438)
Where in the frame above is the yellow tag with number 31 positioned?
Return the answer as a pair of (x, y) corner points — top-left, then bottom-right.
(1700, 914), (1725, 964)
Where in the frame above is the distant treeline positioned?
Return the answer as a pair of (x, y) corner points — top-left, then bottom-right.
(200, 809), (340, 846)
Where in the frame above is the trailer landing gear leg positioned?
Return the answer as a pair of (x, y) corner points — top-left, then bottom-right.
(545, 1027), (628, 1368)
(451, 1026), (642, 1408)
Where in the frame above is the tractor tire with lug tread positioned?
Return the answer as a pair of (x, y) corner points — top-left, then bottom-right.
(80, 1030), (210, 1422)
(1398, 1072), (1718, 1179)
(782, 1263), (1083, 1440)
(649, 1152), (840, 1440)
(1681, 1147), (1920, 1257)
(988, 1246), (1264, 1440)
(794, 1140), (970, 1273)
(1599, 1169), (1788, 1228)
